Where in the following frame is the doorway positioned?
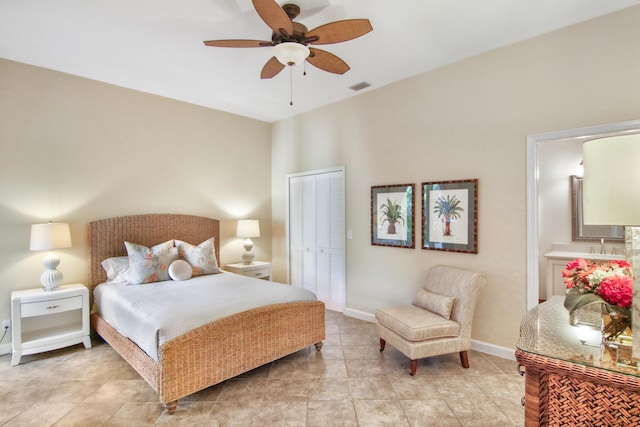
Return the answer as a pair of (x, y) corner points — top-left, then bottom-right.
(526, 119), (640, 309)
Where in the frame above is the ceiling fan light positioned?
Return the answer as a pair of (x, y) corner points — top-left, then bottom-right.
(273, 42), (310, 66)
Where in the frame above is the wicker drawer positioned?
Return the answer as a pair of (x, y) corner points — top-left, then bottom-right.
(20, 295), (82, 318)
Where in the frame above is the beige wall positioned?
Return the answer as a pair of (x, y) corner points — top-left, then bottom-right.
(1, 6), (639, 354)
(271, 7), (640, 350)
(0, 59), (272, 336)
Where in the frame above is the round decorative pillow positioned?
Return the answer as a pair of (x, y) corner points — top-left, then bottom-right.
(168, 260), (193, 281)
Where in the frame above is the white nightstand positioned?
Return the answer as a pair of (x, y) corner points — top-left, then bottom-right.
(225, 261), (271, 280)
(11, 283), (91, 366)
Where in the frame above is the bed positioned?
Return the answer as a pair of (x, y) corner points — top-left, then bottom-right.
(88, 213), (325, 414)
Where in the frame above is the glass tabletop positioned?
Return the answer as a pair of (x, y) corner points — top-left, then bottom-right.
(516, 296), (639, 377)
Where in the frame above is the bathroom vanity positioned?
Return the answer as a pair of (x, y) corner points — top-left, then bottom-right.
(544, 244), (624, 299)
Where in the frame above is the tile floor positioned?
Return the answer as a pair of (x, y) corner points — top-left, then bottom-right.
(0, 311), (524, 426)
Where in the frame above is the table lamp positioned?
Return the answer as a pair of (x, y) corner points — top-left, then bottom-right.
(237, 219), (260, 264)
(582, 133), (640, 359)
(30, 222), (72, 291)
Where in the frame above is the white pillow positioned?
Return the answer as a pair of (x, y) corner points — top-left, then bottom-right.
(175, 238), (221, 276)
(168, 260), (193, 281)
(101, 256), (129, 282)
(124, 240), (178, 284)
(412, 288), (455, 320)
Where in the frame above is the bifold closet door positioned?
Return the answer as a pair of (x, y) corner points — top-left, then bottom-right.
(288, 170), (345, 311)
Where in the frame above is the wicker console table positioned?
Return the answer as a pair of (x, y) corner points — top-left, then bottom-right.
(516, 296), (640, 427)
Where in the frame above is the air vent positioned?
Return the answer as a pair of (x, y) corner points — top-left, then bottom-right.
(349, 81), (371, 92)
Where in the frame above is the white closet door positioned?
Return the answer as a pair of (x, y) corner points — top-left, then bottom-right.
(301, 176), (317, 293)
(315, 175), (331, 302)
(328, 172), (345, 309)
(289, 177), (303, 288)
(288, 168), (345, 311)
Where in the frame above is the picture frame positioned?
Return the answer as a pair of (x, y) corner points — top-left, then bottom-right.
(570, 175), (624, 242)
(371, 183), (415, 248)
(422, 179), (478, 253)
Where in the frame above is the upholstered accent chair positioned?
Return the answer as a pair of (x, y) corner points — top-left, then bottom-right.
(376, 264), (486, 375)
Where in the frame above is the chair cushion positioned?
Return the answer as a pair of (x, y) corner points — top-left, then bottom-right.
(375, 305), (460, 342)
(412, 288), (455, 319)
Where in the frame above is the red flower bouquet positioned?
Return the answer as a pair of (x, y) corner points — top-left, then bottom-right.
(562, 258), (633, 339)
(599, 275), (633, 308)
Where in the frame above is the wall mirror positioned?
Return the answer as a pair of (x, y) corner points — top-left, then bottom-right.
(570, 175), (624, 242)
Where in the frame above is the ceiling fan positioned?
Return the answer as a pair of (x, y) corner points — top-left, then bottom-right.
(203, 0), (373, 79)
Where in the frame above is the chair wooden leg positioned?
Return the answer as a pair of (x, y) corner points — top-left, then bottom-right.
(409, 359), (417, 376)
(379, 338), (386, 352)
(459, 351), (470, 368)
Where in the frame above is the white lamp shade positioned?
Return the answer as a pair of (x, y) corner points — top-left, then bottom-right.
(30, 222), (72, 250)
(237, 219), (260, 238)
(273, 42), (310, 66)
(582, 134), (640, 226)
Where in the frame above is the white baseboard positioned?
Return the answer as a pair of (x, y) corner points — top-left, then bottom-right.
(471, 339), (516, 361)
(342, 307), (516, 361)
(343, 307), (376, 323)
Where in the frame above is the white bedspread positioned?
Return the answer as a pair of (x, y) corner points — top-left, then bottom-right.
(93, 272), (317, 361)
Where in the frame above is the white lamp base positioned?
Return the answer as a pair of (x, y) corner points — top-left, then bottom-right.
(40, 251), (63, 291)
(242, 238), (255, 265)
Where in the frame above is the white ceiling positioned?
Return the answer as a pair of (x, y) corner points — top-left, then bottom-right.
(1, 0), (639, 123)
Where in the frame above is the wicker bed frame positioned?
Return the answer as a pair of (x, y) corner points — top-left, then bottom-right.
(87, 214), (325, 414)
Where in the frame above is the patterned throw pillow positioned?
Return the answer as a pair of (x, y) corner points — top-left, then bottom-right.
(124, 240), (178, 284)
(175, 238), (221, 276)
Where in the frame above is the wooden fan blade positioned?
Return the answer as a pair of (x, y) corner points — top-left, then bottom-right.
(306, 19), (372, 45)
(203, 39), (272, 48)
(261, 56), (286, 79)
(252, 0), (293, 35)
(307, 48), (350, 74)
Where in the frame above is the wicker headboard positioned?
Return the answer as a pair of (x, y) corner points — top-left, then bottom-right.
(87, 214), (220, 290)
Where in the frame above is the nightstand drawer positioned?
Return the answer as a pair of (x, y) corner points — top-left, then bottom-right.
(20, 295), (82, 318)
(225, 261), (271, 281)
(242, 268), (269, 279)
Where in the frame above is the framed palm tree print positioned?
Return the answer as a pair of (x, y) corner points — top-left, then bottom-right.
(422, 179), (478, 253)
(371, 184), (415, 248)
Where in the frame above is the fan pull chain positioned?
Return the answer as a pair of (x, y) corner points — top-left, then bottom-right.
(303, 61), (307, 76)
(289, 65), (293, 106)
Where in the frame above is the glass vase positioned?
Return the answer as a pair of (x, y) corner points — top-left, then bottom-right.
(602, 306), (634, 367)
